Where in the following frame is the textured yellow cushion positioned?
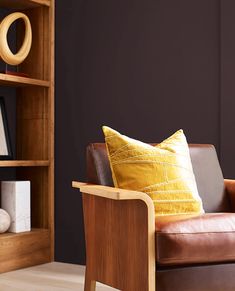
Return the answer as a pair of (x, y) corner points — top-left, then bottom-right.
(102, 126), (204, 216)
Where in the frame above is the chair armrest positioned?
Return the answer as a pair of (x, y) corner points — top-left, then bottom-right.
(225, 179), (235, 210)
(72, 181), (156, 291)
(72, 181), (155, 207)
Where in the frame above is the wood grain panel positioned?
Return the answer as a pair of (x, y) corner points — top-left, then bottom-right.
(17, 8), (44, 79)
(16, 87), (48, 160)
(0, 229), (51, 274)
(17, 88), (48, 119)
(43, 6), (50, 80)
(16, 118), (48, 159)
(16, 8), (49, 161)
(17, 167), (49, 229)
(83, 195), (151, 291)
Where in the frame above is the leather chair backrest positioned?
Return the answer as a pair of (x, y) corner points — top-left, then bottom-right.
(86, 143), (230, 212)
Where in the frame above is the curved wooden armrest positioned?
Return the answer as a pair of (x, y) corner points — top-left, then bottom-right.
(72, 181), (154, 209)
(225, 179), (235, 210)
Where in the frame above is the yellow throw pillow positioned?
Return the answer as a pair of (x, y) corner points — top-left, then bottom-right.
(102, 126), (204, 216)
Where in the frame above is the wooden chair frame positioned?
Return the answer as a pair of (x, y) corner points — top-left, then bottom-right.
(72, 182), (155, 291)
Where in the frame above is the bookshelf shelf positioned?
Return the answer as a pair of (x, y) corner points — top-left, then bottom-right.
(0, 160), (49, 167)
(0, 73), (50, 88)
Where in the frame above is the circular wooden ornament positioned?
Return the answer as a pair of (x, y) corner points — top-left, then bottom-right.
(0, 12), (32, 66)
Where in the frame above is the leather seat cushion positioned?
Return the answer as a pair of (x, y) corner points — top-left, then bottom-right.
(156, 213), (235, 266)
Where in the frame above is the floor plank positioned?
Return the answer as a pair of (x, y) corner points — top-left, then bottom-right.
(0, 262), (118, 291)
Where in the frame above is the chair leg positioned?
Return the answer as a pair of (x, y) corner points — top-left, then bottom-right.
(84, 269), (96, 291)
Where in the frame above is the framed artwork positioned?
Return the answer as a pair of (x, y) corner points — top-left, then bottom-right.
(0, 97), (12, 159)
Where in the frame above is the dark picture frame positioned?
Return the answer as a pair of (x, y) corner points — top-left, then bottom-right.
(0, 97), (12, 159)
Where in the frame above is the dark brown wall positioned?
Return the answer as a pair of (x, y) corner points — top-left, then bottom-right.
(220, 0), (235, 177)
(55, 0), (235, 264)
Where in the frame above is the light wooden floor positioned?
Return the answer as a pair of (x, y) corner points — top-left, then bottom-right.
(0, 262), (119, 291)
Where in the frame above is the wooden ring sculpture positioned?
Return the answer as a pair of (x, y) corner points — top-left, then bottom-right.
(0, 12), (32, 66)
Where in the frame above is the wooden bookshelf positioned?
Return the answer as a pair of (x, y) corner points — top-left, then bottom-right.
(0, 0), (54, 273)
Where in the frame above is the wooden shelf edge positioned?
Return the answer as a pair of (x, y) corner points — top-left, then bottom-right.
(0, 0), (50, 9)
(30, 0), (51, 6)
(0, 160), (49, 167)
(0, 228), (49, 239)
(0, 228), (51, 274)
(0, 73), (50, 88)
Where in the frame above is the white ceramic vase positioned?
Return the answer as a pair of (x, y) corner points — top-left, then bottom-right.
(0, 208), (11, 233)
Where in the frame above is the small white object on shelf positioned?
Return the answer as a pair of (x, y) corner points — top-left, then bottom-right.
(1, 181), (31, 233)
(0, 208), (11, 233)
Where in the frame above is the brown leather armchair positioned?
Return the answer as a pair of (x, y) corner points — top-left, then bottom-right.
(73, 143), (235, 291)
